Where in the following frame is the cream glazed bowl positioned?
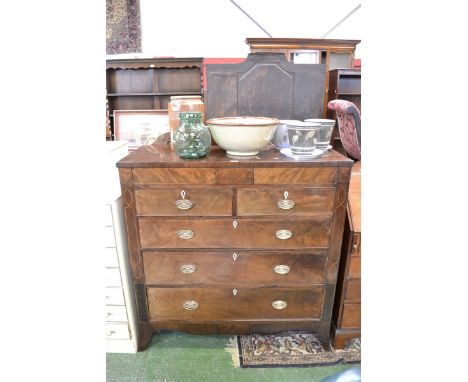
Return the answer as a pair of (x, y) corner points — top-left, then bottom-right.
(206, 116), (280, 156)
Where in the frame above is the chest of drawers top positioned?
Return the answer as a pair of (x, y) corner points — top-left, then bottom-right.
(116, 145), (353, 182)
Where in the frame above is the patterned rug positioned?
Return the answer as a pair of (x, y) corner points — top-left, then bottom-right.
(226, 332), (360, 368)
(106, 0), (141, 54)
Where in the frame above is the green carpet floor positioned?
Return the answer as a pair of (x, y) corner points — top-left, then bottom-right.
(106, 331), (357, 382)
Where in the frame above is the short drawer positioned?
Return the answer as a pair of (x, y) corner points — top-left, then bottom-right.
(237, 187), (335, 216)
(106, 287), (125, 305)
(147, 286), (324, 321)
(105, 305), (128, 322)
(104, 226), (116, 247)
(344, 279), (360, 302)
(142, 251), (327, 285)
(254, 168), (336, 185)
(340, 303), (361, 329)
(348, 257), (361, 278)
(105, 247), (119, 268)
(133, 168), (216, 184)
(106, 323), (130, 340)
(135, 188), (232, 216)
(105, 268), (122, 287)
(139, 217), (332, 249)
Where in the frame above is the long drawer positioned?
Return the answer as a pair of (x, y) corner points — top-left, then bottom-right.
(139, 218), (332, 249)
(142, 251), (327, 285)
(147, 286), (324, 321)
(135, 188), (232, 216)
(143, 251), (326, 285)
(237, 187), (335, 216)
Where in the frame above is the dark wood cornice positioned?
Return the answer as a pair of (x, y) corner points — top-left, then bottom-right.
(106, 57), (204, 70)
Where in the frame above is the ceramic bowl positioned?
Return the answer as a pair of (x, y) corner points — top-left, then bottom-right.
(206, 117), (280, 156)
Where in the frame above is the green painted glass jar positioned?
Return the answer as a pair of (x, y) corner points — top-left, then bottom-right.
(174, 112), (211, 159)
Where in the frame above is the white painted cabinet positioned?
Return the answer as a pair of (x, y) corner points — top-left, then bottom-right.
(105, 142), (138, 353)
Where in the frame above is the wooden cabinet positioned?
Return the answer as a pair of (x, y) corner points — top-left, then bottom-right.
(106, 58), (203, 139)
(245, 38), (360, 117)
(327, 68), (361, 149)
(117, 145), (353, 350)
(332, 161), (361, 348)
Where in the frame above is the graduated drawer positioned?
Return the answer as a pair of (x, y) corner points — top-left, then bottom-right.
(237, 187), (335, 216)
(147, 286), (324, 320)
(344, 279), (360, 302)
(142, 251), (327, 285)
(105, 287), (125, 305)
(340, 303), (361, 329)
(106, 323), (130, 340)
(105, 305), (128, 322)
(348, 257), (361, 278)
(135, 188), (232, 216)
(138, 217), (332, 249)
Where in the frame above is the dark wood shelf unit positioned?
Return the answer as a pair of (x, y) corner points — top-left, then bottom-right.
(327, 68), (361, 148)
(106, 58), (204, 139)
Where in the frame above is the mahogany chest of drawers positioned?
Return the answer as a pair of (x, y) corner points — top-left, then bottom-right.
(332, 161), (361, 348)
(117, 145), (353, 350)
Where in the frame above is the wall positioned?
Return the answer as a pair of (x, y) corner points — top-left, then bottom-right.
(107, 0), (362, 59)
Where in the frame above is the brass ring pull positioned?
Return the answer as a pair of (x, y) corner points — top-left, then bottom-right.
(274, 265), (290, 274)
(180, 264), (196, 273)
(183, 300), (199, 310)
(176, 190), (194, 210)
(177, 229), (194, 239)
(277, 191), (295, 210)
(275, 229), (293, 240)
(272, 300), (288, 310)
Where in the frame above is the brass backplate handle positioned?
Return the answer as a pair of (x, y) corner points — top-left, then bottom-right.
(183, 300), (199, 310)
(272, 300), (288, 310)
(180, 264), (196, 273)
(274, 265), (291, 274)
(275, 229), (293, 240)
(177, 229), (194, 239)
(277, 191), (295, 210)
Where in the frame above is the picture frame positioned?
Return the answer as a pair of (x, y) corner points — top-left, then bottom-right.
(113, 110), (170, 151)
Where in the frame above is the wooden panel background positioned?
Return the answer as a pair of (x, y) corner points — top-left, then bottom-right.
(206, 53), (325, 120)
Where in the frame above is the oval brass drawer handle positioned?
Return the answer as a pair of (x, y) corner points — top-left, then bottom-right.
(275, 229), (293, 240)
(272, 300), (288, 310)
(180, 264), (196, 273)
(277, 191), (295, 210)
(177, 229), (194, 239)
(175, 190), (194, 210)
(183, 300), (199, 310)
(274, 265), (290, 274)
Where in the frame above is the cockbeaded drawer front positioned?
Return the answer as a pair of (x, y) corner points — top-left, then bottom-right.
(147, 286), (325, 321)
(135, 188), (232, 216)
(142, 251), (327, 286)
(138, 217), (332, 249)
(237, 187), (335, 216)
